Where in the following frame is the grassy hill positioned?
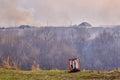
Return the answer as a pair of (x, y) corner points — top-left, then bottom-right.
(0, 68), (120, 80)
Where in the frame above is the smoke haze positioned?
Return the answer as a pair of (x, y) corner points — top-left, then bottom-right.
(0, 0), (42, 27)
(0, 0), (120, 26)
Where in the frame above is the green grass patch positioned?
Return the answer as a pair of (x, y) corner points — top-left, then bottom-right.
(0, 68), (120, 80)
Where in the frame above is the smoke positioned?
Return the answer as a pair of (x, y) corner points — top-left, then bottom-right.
(99, 0), (120, 25)
(1, 0), (120, 27)
(27, 0), (120, 26)
(0, 0), (42, 27)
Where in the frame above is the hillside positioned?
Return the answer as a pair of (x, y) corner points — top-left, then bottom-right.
(0, 68), (120, 80)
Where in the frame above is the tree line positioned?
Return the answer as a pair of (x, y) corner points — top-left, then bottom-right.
(0, 26), (120, 70)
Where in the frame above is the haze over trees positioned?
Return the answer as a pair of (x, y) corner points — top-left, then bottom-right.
(0, 22), (120, 70)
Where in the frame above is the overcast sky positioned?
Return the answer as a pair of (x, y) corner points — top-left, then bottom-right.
(0, 0), (120, 27)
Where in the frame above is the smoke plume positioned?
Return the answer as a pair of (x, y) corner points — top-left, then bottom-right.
(1, 0), (120, 27)
(0, 0), (42, 27)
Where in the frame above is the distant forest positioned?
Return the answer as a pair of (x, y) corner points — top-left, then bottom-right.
(0, 25), (120, 70)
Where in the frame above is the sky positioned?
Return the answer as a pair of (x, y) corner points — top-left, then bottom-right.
(0, 0), (120, 27)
